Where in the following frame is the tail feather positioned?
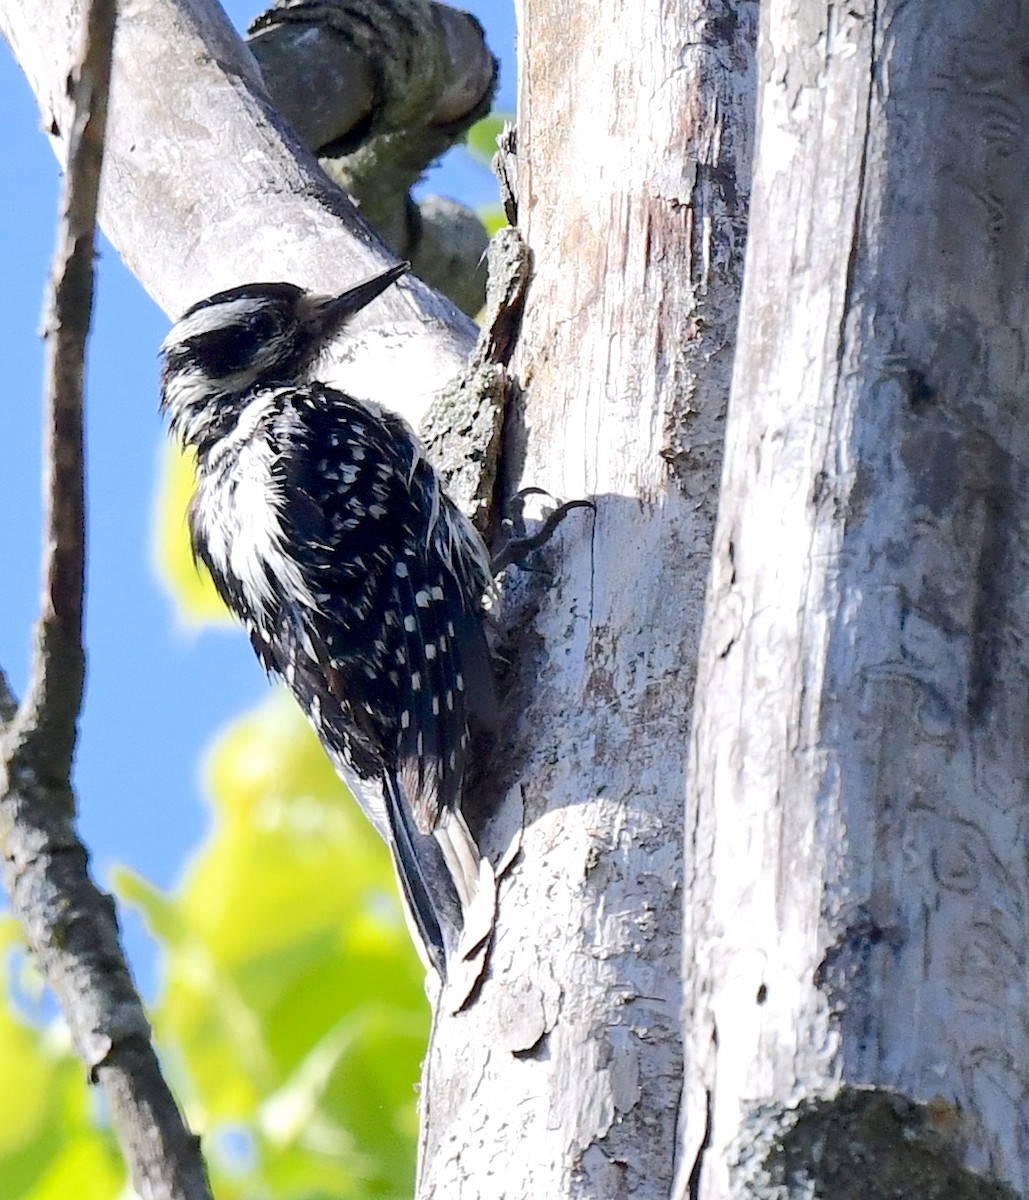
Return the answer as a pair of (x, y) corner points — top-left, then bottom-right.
(383, 771), (461, 979)
(433, 809), (483, 911)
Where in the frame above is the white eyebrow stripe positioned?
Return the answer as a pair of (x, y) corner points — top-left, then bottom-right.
(162, 297), (271, 349)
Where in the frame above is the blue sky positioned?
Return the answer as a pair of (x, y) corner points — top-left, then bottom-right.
(0, 0), (514, 995)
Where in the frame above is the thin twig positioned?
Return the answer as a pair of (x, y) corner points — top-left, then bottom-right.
(0, 1), (213, 1196)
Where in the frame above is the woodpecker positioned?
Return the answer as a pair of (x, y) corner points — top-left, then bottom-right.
(159, 262), (495, 979)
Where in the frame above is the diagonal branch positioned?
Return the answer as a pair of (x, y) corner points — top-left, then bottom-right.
(248, 0), (497, 313)
(0, 0), (476, 434)
(0, 1), (212, 1196)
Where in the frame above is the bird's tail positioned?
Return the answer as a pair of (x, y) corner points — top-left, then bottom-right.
(382, 771), (496, 987)
(383, 771), (461, 979)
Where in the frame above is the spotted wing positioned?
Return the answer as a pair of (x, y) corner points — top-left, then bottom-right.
(269, 383), (493, 835)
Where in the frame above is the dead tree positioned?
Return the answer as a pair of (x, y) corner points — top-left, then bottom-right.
(2, 1), (1027, 1197)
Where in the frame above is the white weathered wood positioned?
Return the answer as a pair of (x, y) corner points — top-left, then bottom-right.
(679, 1), (1029, 1196)
(416, 2), (756, 1196)
(0, 0), (475, 427)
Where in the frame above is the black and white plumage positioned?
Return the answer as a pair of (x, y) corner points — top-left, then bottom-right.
(159, 264), (495, 978)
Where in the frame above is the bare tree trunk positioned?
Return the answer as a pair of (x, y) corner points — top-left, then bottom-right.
(416, 2), (756, 1195)
(679, 2), (1029, 1196)
(9, 0), (1029, 1197)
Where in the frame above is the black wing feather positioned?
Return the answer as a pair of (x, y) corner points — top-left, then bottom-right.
(274, 387), (491, 823)
(190, 381), (493, 968)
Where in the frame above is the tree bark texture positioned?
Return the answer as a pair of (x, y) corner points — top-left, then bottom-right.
(680, 2), (1029, 1197)
(0, 0), (474, 429)
(416, 2), (756, 1196)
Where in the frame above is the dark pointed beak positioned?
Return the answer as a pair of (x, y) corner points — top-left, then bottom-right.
(309, 261), (410, 337)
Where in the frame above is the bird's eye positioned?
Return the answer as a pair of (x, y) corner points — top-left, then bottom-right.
(192, 309), (280, 378)
(192, 325), (255, 376)
(246, 309), (280, 344)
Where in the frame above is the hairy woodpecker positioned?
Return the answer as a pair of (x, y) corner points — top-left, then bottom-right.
(159, 263), (495, 979)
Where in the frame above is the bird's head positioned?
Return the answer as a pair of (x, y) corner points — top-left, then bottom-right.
(159, 262), (409, 453)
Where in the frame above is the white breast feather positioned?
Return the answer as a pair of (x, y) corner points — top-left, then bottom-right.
(195, 393), (318, 622)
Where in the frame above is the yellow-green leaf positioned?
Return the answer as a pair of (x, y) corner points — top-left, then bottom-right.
(113, 691), (428, 1196)
(152, 439), (234, 626)
(465, 113), (510, 166)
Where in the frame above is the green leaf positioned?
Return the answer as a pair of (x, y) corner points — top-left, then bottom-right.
(480, 205), (508, 237)
(116, 691), (428, 1197)
(18, 1135), (124, 1200)
(0, 933), (125, 1199)
(465, 113), (511, 166)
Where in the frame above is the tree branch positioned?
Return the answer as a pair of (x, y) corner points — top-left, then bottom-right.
(0, 1), (212, 1196)
(248, 0), (496, 312)
(0, 0), (476, 432)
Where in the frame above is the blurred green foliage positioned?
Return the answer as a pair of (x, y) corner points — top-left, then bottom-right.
(152, 441), (235, 627)
(464, 113), (507, 168)
(1, 450), (430, 1198)
(0, 920), (126, 1199)
(464, 113), (509, 237)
